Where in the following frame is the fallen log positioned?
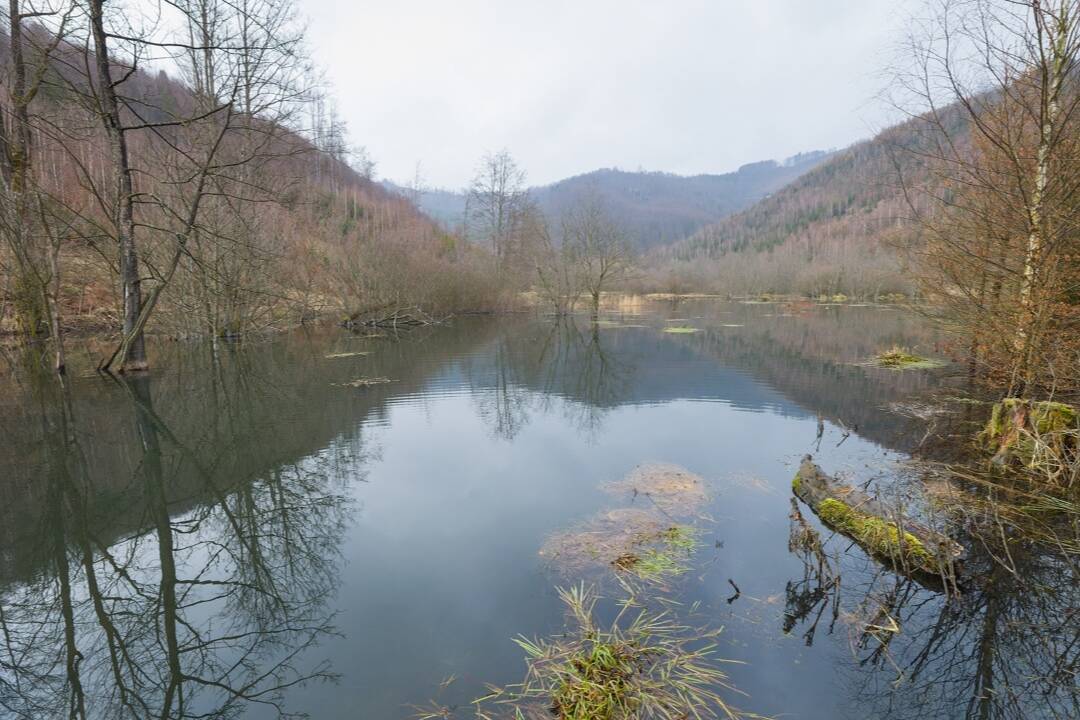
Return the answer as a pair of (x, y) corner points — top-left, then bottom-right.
(792, 455), (965, 584)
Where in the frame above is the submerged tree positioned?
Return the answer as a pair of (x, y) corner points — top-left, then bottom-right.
(562, 193), (631, 320)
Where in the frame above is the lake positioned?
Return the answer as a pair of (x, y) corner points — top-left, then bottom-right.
(1, 299), (1075, 720)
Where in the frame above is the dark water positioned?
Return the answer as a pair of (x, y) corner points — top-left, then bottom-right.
(0, 299), (1075, 719)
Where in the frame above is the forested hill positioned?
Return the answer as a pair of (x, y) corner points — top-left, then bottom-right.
(385, 151), (831, 250)
(664, 107), (965, 263)
(644, 108), (968, 297)
(0, 23), (509, 343)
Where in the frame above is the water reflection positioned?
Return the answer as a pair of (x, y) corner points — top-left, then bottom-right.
(783, 476), (1080, 720)
(0, 300), (1074, 719)
(0, 361), (348, 719)
(471, 320), (635, 440)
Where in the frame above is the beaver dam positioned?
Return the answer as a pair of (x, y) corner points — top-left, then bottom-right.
(1, 299), (1076, 719)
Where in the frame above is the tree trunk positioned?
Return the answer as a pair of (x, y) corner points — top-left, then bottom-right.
(1011, 1), (1070, 396)
(5, 0), (49, 340)
(88, 0), (147, 372)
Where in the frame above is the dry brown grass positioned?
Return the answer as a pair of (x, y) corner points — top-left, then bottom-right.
(603, 464), (710, 516)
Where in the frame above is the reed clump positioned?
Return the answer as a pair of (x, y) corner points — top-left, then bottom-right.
(480, 584), (752, 720)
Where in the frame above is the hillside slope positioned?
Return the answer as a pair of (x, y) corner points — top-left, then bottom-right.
(0, 26), (503, 341)
(387, 151), (830, 250)
(653, 112), (957, 297)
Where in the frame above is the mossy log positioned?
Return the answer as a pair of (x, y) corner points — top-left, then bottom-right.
(982, 398), (1078, 468)
(792, 456), (965, 581)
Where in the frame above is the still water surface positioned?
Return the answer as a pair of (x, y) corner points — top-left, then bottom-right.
(1, 299), (1074, 719)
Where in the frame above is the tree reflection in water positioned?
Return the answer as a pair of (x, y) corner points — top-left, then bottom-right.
(471, 318), (635, 441)
(784, 474), (1080, 720)
(0, 362), (349, 719)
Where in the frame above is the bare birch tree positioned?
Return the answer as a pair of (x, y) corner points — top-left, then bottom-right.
(894, 0), (1080, 396)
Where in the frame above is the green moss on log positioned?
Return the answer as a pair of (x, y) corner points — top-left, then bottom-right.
(816, 498), (938, 573)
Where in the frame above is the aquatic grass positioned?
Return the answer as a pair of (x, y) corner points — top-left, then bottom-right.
(542, 511), (700, 584)
(610, 526), (699, 582)
(616, 548), (686, 581)
(870, 346), (944, 370)
(603, 464), (709, 516)
(480, 585), (753, 720)
(659, 525), (697, 551)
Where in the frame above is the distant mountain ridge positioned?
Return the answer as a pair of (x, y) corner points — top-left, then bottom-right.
(644, 107), (973, 297)
(384, 150), (832, 250)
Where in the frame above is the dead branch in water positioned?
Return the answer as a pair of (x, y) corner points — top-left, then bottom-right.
(343, 305), (445, 330)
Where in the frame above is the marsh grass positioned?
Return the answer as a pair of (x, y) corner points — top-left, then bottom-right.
(541, 511), (700, 584)
(870, 346), (944, 370)
(477, 585), (753, 720)
(609, 526), (699, 582)
(935, 463), (1080, 555)
(603, 464), (710, 516)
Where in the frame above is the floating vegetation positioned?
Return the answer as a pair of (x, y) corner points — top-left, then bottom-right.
(609, 527), (699, 582)
(721, 472), (778, 496)
(336, 376), (395, 388)
(478, 584), (751, 720)
(325, 351), (370, 359)
(540, 509), (698, 583)
(603, 464), (710, 516)
(663, 326), (700, 334)
(869, 346), (945, 370)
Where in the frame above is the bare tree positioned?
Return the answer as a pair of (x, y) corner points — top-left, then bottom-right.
(0, 0), (72, 370)
(531, 205), (581, 316)
(562, 193), (632, 320)
(893, 0), (1080, 396)
(467, 149), (529, 267)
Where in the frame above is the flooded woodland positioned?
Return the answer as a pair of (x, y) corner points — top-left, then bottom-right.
(0, 298), (1077, 719)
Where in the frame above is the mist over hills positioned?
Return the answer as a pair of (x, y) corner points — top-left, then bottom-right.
(384, 151), (831, 251)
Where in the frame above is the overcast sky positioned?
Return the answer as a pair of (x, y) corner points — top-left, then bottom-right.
(300, 0), (917, 189)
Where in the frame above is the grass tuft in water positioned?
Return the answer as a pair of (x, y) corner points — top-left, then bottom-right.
(482, 584), (752, 720)
(870, 346), (944, 370)
(609, 526), (698, 582)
